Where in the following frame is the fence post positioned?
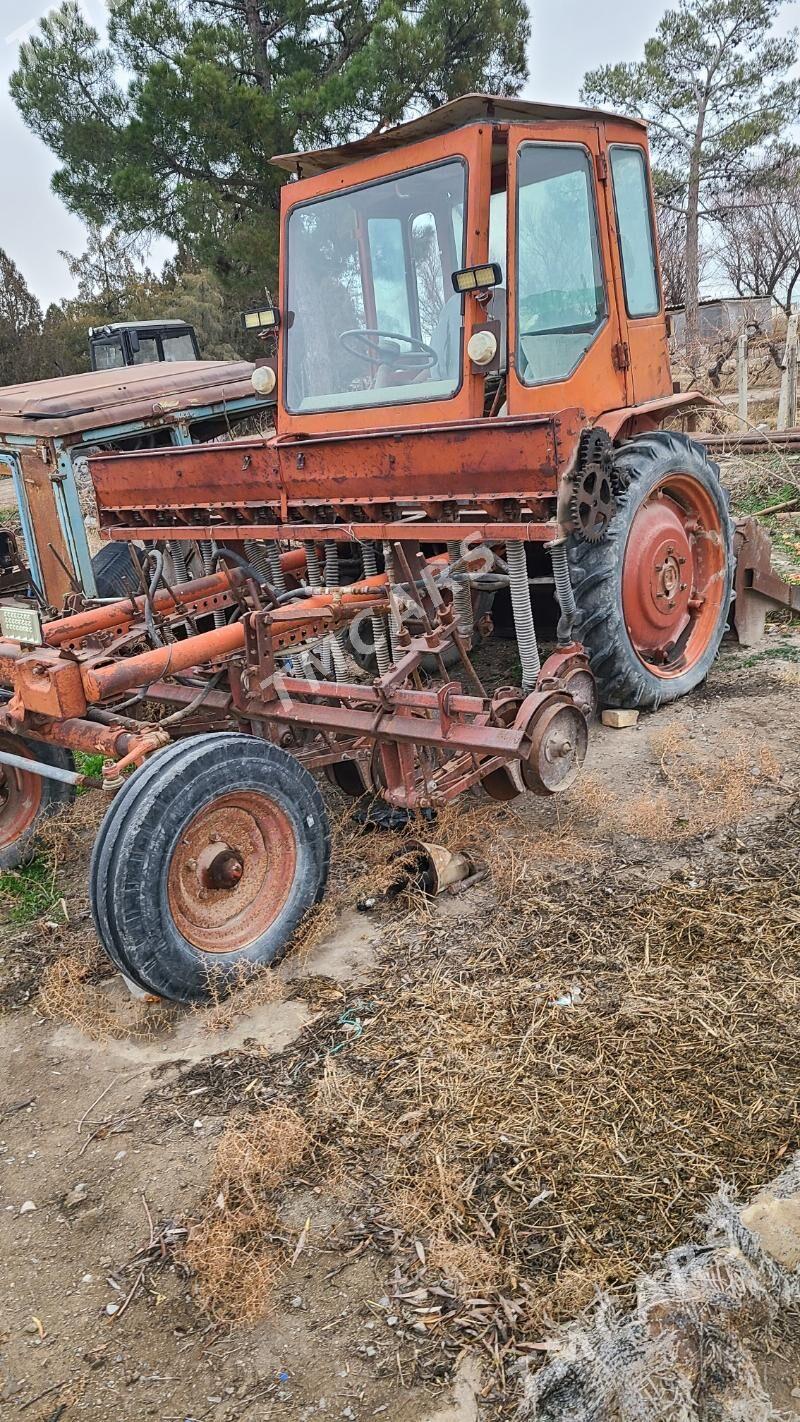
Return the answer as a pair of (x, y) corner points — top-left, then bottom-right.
(737, 330), (748, 426)
(777, 312), (799, 430)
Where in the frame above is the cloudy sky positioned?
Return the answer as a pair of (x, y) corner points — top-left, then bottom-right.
(1, 0), (799, 308)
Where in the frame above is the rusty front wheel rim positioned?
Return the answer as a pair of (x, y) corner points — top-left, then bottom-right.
(621, 473), (726, 679)
(167, 790), (297, 953)
(0, 736), (43, 851)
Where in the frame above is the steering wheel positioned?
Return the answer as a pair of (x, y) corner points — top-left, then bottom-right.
(339, 328), (437, 369)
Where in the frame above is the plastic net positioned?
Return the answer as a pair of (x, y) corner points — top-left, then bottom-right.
(518, 1156), (800, 1422)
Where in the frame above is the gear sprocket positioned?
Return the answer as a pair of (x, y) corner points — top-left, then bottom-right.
(570, 430), (617, 543)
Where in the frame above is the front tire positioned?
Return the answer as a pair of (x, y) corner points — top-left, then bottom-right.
(90, 734), (330, 1002)
(568, 431), (734, 709)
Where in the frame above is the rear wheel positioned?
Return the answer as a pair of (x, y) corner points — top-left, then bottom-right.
(568, 431), (734, 708)
(90, 734), (330, 1002)
(0, 734), (75, 871)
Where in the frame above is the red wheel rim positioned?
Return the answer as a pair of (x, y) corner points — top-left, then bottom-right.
(621, 474), (727, 678)
(0, 735), (42, 851)
(167, 790), (297, 953)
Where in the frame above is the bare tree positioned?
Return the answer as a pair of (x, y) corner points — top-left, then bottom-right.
(656, 203), (688, 309)
(713, 159), (800, 314)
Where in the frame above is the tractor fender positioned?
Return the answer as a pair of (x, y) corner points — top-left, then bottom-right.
(592, 391), (713, 445)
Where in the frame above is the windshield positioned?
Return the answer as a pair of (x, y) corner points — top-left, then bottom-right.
(93, 339), (125, 371)
(285, 160), (467, 414)
(162, 331), (198, 361)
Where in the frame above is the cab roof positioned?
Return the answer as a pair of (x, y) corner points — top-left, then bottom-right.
(271, 93), (647, 178)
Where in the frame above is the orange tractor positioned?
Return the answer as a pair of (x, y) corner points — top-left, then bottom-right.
(0, 96), (794, 1000)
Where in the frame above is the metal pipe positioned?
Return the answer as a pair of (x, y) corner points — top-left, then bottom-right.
(506, 539), (541, 691)
(0, 749), (86, 787)
(43, 569), (239, 647)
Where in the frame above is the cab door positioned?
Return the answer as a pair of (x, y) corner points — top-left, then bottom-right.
(603, 135), (673, 404)
(504, 122), (633, 420)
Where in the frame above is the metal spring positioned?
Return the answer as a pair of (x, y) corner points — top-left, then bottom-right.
(243, 540), (272, 582)
(446, 540), (473, 637)
(361, 541), (391, 675)
(382, 540), (400, 659)
(198, 540), (225, 628)
(168, 540), (189, 584)
(304, 540), (322, 587)
(549, 539), (576, 644)
(506, 539), (541, 691)
(266, 543), (286, 596)
(323, 540), (339, 587)
(323, 540), (346, 679)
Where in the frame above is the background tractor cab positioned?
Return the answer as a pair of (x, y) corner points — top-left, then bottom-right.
(89, 319), (201, 371)
(270, 94), (673, 435)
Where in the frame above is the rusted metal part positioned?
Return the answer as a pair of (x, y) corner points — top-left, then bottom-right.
(104, 520), (561, 544)
(166, 789), (296, 952)
(733, 517), (800, 645)
(0, 748), (93, 788)
(593, 392), (712, 443)
(0, 361), (267, 440)
(43, 568), (242, 647)
(0, 732), (43, 851)
(621, 474), (727, 676)
(88, 413), (569, 534)
(231, 600), (588, 806)
(537, 644), (597, 720)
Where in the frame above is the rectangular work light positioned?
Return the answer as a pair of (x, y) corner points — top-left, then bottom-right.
(0, 604), (43, 647)
(241, 306), (281, 333)
(451, 263), (503, 294)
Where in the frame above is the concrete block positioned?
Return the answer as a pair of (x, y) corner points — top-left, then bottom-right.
(601, 708), (640, 729)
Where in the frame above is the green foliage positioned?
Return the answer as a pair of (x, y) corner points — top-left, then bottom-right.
(11, 224), (246, 380)
(0, 250), (46, 385)
(10, 0), (529, 306)
(582, 0), (800, 203)
(582, 0), (800, 343)
(0, 855), (60, 924)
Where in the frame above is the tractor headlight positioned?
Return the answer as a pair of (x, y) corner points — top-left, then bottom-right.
(241, 306), (281, 333)
(467, 330), (498, 366)
(451, 263), (503, 294)
(251, 365), (277, 397)
(0, 604), (43, 647)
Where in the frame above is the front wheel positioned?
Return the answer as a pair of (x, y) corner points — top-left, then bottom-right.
(568, 431), (734, 709)
(89, 734), (330, 1002)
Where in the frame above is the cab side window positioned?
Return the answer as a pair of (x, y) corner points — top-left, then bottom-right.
(516, 144), (606, 385)
(610, 147), (660, 317)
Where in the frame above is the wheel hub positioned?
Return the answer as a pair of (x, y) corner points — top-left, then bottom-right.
(167, 791), (296, 954)
(622, 476), (724, 676)
(0, 736), (41, 851)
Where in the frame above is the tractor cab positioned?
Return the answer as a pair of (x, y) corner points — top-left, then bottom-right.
(269, 94), (673, 436)
(89, 319), (201, 371)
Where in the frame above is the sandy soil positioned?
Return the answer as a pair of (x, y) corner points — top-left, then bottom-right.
(1, 626), (800, 1421)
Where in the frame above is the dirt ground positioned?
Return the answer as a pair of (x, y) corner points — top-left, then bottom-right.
(2, 625), (800, 1421)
